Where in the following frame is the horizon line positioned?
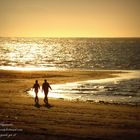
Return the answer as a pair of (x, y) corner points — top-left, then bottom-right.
(0, 36), (140, 38)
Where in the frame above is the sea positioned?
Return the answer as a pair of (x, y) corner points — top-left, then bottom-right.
(0, 37), (140, 105)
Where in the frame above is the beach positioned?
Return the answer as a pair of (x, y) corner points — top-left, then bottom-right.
(0, 70), (140, 140)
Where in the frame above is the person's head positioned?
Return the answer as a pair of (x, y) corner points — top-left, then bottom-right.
(44, 79), (47, 83)
(35, 80), (38, 83)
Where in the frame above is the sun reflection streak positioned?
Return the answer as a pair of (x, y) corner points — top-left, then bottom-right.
(3, 41), (45, 67)
(0, 66), (59, 71)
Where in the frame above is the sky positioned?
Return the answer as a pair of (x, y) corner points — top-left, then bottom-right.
(0, 0), (140, 37)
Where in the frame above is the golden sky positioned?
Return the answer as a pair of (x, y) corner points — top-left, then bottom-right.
(0, 0), (140, 37)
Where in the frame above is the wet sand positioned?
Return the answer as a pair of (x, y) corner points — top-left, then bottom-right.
(0, 70), (140, 140)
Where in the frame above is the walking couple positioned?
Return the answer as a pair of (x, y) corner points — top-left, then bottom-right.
(33, 79), (52, 105)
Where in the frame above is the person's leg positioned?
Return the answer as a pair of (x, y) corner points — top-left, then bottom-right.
(46, 94), (48, 104)
(35, 91), (39, 103)
(44, 92), (48, 104)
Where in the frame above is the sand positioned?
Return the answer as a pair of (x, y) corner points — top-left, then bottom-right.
(0, 70), (140, 140)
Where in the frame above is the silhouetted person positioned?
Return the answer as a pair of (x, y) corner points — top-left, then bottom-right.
(42, 79), (52, 105)
(33, 80), (40, 104)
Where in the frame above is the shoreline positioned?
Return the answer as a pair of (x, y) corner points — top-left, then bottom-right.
(25, 70), (140, 106)
(0, 70), (140, 139)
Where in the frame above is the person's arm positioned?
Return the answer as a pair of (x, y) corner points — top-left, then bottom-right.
(49, 84), (52, 90)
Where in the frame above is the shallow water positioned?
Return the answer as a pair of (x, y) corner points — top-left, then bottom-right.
(28, 71), (140, 105)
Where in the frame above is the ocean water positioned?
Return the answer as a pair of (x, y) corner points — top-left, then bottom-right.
(0, 37), (140, 70)
(0, 37), (140, 105)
